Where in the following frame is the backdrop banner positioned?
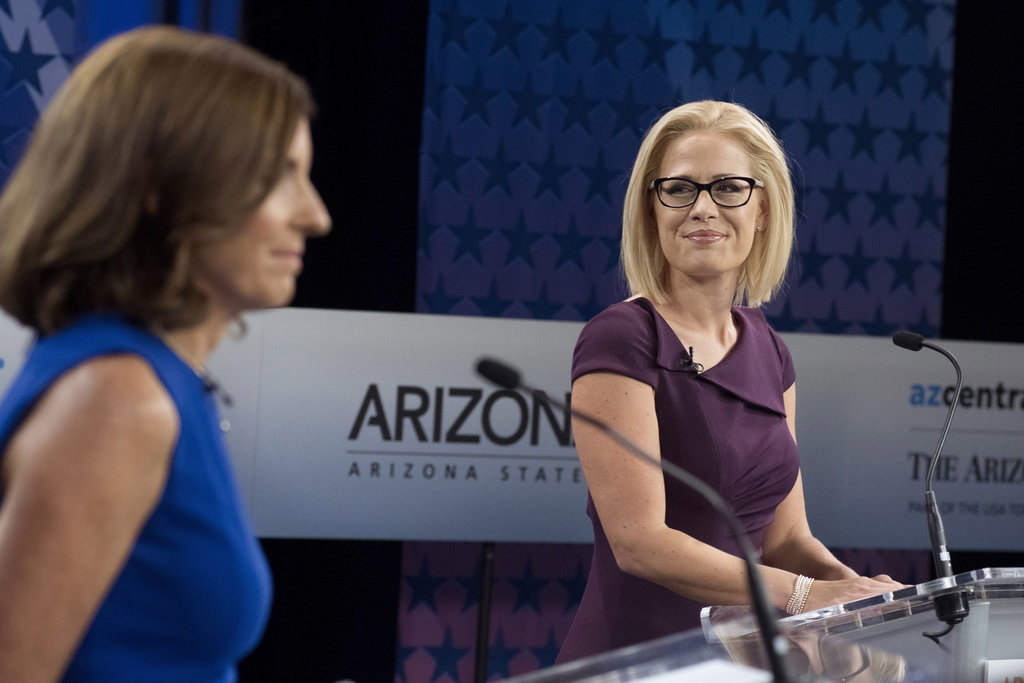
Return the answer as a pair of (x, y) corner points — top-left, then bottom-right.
(0, 308), (1020, 550)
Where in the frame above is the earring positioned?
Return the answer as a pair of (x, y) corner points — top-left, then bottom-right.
(756, 225), (764, 232)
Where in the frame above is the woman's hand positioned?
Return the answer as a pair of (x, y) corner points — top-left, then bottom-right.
(801, 574), (907, 613)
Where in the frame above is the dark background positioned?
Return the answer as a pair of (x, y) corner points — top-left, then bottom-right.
(237, 2), (1024, 681)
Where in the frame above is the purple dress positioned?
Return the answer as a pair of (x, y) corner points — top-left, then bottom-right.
(556, 298), (799, 663)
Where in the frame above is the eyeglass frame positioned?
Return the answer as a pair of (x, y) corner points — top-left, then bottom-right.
(648, 176), (765, 209)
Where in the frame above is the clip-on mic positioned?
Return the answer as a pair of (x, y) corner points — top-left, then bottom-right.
(475, 357), (793, 683)
(891, 332), (970, 641)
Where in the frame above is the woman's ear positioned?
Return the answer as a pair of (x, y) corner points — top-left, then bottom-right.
(757, 196), (769, 233)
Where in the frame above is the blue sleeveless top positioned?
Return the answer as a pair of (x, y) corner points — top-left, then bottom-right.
(0, 315), (272, 682)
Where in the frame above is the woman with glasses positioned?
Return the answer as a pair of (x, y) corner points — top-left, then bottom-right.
(0, 27), (330, 681)
(556, 101), (902, 663)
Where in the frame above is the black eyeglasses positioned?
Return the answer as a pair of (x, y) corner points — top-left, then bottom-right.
(649, 176), (764, 208)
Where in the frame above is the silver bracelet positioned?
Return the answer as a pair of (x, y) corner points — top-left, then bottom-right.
(785, 574), (815, 615)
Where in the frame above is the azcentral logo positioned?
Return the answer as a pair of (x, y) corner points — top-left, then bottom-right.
(908, 382), (1024, 410)
(348, 383), (573, 447)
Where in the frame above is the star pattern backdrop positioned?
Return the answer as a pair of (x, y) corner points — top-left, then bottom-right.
(415, 0), (954, 337)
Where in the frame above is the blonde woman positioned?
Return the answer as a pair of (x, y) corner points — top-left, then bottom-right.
(557, 101), (902, 662)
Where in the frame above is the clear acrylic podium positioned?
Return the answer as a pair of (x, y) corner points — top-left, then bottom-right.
(503, 618), (933, 681)
(504, 603), (938, 682)
(703, 567), (1024, 683)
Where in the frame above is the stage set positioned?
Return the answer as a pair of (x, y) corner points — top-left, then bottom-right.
(0, 0), (1021, 681)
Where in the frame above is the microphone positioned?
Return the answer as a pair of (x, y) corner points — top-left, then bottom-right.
(475, 357), (793, 683)
(891, 332), (970, 635)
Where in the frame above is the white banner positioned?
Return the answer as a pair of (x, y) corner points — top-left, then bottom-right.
(0, 309), (1021, 549)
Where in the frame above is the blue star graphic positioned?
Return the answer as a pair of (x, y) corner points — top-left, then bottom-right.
(471, 279), (509, 317)
(455, 562), (482, 612)
(912, 305), (938, 338)
(886, 241), (922, 294)
(865, 174), (903, 228)
(919, 50), (950, 102)
(686, 26), (724, 79)
(456, 70), (500, 125)
(41, 0), (75, 18)
(636, 19), (677, 73)
(735, 31), (770, 84)
(901, 0), (932, 33)
(530, 630), (562, 670)
(872, 46), (910, 97)
(485, 3), (528, 59)
(811, 0), (843, 24)
(430, 136), (470, 192)
(840, 238), (875, 290)
(1, 33), (55, 94)
(535, 7), (575, 64)
(528, 147), (572, 200)
(861, 304), (897, 337)
(480, 141), (519, 197)
(764, 297), (803, 332)
(762, 97), (796, 137)
(555, 217), (593, 269)
(507, 560), (548, 613)
(579, 285), (609, 322)
(487, 628), (522, 680)
(827, 40), (863, 92)
(856, 0), (888, 30)
(796, 233), (833, 288)
(451, 208), (488, 263)
(504, 212), (539, 266)
(436, 4), (479, 48)
(804, 103), (839, 156)
(528, 281), (564, 320)
(581, 149), (623, 206)
(560, 561), (588, 612)
(395, 645), (419, 683)
(894, 112), (927, 164)
(509, 73), (554, 131)
(425, 628), (471, 683)
(420, 284), (463, 315)
(912, 178), (944, 231)
(609, 82), (655, 138)
(765, 0), (792, 20)
(815, 299), (851, 335)
(559, 80), (600, 136)
(847, 107), (885, 161)
(406, 557), (447, 612)
(780, 35), (815, 88)
(587, 15), (627, 69)
(820, 172), (857, 223)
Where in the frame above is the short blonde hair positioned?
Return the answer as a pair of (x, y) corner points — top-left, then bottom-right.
(620, 100), (795, 307)
(0, 26), (313, 334)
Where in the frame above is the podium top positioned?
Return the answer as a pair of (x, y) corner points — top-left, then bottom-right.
(702, 566), (1024, 642)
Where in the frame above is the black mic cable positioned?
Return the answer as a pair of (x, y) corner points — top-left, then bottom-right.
(475, 357), (793, 683)
(891, 332), (970, 639)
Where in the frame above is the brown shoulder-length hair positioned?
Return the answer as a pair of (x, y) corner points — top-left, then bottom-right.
(0, 25), (313, 334)
(620, 100), (795, 307)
